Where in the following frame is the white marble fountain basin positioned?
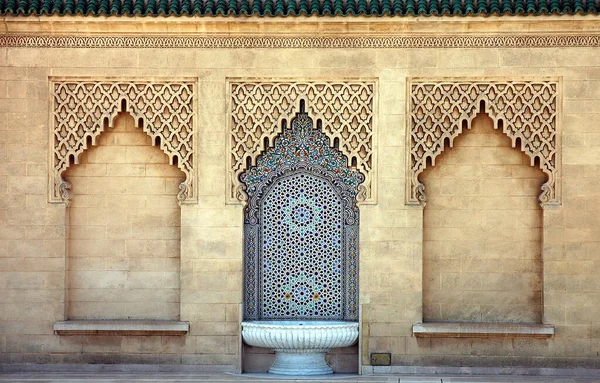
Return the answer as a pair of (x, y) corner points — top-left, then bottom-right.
(241, 320), (359, 376)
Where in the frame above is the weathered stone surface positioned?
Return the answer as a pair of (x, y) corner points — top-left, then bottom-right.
(1, 16), (600, 373)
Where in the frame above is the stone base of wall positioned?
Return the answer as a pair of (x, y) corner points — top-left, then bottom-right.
(363, 366), (600, 377)
(0, 363), (237, 374)
(4, 363), (600, 379)
(0, 364), (237, 373)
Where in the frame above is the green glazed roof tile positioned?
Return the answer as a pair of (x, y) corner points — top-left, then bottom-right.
(2, 0), (600, 16)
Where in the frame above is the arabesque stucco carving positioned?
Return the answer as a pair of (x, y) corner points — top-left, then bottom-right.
(228, 80), (376, 204)
(4, 35), (600, 49)
(407, 78), (560, 207)
(49, 78), (197, 205)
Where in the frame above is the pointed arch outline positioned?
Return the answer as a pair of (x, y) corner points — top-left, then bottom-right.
(406, 78), (561, 207)
(48, 77), (197, 205)
(241, 110), (364, 321)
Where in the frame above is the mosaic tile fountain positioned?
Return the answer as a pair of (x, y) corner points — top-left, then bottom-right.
(241, 103), (362, 375)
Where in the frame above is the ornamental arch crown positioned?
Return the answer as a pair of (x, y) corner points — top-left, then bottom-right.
(407, 78), (561, 207)
(49, 77), (197, 205)
(228, 79), (376, 205)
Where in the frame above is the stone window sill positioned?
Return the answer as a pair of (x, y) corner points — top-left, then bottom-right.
(412, 322), (554, 338)
(53, 320), (189, 336)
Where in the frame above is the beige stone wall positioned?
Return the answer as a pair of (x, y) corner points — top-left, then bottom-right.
(421, 113), (545, 324)
(64, 112), (183, 320)
(0, 17), (600, 371)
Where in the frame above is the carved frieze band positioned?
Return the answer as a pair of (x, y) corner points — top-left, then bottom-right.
(50, 78), (197, 205)
(4, 34), (600, 49)
(407, 78), (560, 207)
(228, 80), (376, 204)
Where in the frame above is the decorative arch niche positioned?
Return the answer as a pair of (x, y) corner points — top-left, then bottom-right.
(241, 105), (364, 321)
(407, 78), (561, 207)
(49, 77), (197, 205)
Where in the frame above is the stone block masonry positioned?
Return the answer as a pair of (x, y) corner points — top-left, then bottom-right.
(64, 113), (184, 321)
(421, 113), (545, 324)
(0, 16), (599, 373)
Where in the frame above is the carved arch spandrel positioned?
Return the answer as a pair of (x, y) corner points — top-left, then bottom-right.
(49, 78), (197, 205)
(407, 78), (561, 207)
(227, 79), (377, 205)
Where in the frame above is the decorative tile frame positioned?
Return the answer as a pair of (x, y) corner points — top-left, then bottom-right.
(49, 77), (197, 205)
(242, 110), (363, 321)
(406, 77), (561, 207)
(227, 78), (377, 205)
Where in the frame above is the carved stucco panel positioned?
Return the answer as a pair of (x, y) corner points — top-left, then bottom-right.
(49, 77), (197, 205)
(228, 79), (377, 204)
(407, 78), (561, 207)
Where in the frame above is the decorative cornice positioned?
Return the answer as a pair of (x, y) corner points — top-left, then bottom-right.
(4, 34), (600, 49)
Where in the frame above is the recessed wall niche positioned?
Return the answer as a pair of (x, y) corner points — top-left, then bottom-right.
(421, 112), (545, 323)
(64, 112), (184, 320)
(49, 78), (197, 323)
(407, 78), (560, 334)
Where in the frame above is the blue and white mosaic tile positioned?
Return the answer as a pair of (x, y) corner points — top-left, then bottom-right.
(241, 107), (363, 321)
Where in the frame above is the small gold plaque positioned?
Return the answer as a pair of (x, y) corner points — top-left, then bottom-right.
(370, 352), (391, 366)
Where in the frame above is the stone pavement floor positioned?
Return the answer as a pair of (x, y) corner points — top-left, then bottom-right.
(0, 373), (599, 383)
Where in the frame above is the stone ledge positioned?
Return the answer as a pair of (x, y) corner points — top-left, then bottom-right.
(53, 320), (189, 336)
(412, 322), (554, 338)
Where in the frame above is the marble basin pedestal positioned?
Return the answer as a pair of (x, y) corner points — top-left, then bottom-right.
(241, 321), (359, 376)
